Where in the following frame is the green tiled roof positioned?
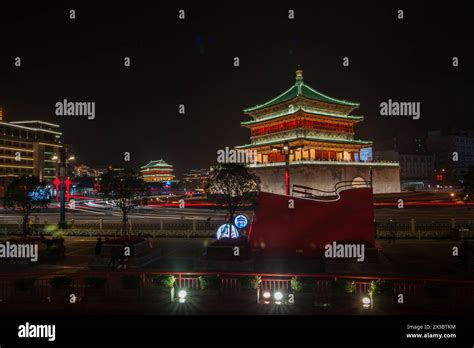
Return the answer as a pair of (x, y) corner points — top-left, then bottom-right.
(244, 71), (359, 113)
(141, 159), (173, 170)
(241, 106), (364, 125)
(235, 136), (372, 149)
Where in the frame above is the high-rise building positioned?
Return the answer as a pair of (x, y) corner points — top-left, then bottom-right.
(374, 149), (434, 189)
(427, 129), (474, 184)
(236, 69), (400, 194)
(0, 116), (63, 183)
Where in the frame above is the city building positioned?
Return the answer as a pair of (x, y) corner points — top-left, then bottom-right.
(181, 168), (209, 190)
(235, 69), (400, 194)
(0, 113), (63, 186)
(73, 164), (101, 178)
(375, 150), (434, 190)
(426, 129), (474, 185)
(140, 159), (175, 182)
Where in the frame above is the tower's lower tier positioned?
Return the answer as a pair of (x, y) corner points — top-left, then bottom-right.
(250, 161), (400, 194)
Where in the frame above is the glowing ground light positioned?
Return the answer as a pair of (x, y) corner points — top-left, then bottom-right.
(178, 290), (187, 303)
(274, 291), (283, 304)
(262, 291), (271, 304)
(362, 296), (371, 308)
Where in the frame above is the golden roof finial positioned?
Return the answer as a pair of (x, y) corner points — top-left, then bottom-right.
(295, 68), (303, 81)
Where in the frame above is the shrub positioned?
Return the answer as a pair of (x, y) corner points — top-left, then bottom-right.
(45, 238), (65, 258)
(331, 280), (354, 295)
(291, 277), (313, 292)
(369, 280), (394, 298)
(121, 275), (141, 290)
(85, 277), (107, 289)
(15, 278), (35, 292)
(49, 276), (72, 289)
(199, 276), (220, 290)
(152, 275), (175, 289)
(239, 276), (261, 290)
(52, 231), (66, 239)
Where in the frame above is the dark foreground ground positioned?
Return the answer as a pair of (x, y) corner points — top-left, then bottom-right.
(1, 237), (470, 277)
(1, 236), (473, 316)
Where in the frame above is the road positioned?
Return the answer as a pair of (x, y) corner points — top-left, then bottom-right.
(0, 207), (227, 223)
(1, 189), (473, 224)
(1, 206), (473, 224)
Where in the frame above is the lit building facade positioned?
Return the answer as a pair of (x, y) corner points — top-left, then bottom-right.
(73, 164), (101, 178)
(375, 149), (434, 190)
(0, 118), (63, 183)
(236, 70), (400, 194)
(181, 168), (209, 189)
(140, 159), (175, 182)
(427, 129), (474, 184)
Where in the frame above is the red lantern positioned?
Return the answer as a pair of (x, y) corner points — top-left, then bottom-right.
(53, 177), (60, 191)
(65, 177), (72, 200)
(53, 177), (60, 201)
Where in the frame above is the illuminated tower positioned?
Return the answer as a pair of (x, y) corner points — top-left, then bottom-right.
(140, 159), (175, 182)
(236, 69), (400, 194)
(237, 69), (372, 165)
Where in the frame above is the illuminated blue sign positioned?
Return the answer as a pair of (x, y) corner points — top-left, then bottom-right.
(234, 215), (248, 229)
(216, 223), (239, 240)
(28, 188), (51, 202)
(360, 147), (373, 162)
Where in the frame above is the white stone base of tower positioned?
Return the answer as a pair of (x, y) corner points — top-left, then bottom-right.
(250, 162), (400, 194)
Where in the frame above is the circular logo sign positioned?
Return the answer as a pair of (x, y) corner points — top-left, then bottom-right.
(234, 214), (248, 229)
(216, 223), (239, 240)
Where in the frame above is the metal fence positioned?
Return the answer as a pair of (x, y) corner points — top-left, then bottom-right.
(1, 271), (473, 306)
(0, 219), (223, 238)
(375, 219), (474, 239)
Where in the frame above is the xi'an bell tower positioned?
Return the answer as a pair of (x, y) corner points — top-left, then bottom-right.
(236, 69), (400, 194)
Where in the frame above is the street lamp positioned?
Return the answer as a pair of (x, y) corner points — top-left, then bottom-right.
(270, 140), (302, 196)
(57, 147), (75, 229)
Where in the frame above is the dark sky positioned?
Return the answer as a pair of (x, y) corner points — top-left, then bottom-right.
(0, 1), (472, 176)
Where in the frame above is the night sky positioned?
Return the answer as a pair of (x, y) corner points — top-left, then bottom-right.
(0, 1), (472, 176)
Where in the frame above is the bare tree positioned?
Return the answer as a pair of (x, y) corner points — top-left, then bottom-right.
(205, 163), (260, 223)
(4, 175), (49, 235)
(98, 169), (148, 237)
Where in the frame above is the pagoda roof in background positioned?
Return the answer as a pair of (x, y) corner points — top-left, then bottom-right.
(140, 159), (173, 170)
(243, 69), (359, 113)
